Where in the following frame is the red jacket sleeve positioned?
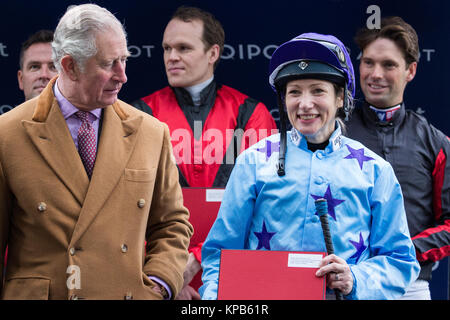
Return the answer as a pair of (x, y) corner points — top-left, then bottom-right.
(412, 136), (450, 262)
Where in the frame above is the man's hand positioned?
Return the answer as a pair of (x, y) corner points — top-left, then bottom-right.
(176, 284), (201, 300)
(175, 252), (202, 300)
(183, 252), (202, 286)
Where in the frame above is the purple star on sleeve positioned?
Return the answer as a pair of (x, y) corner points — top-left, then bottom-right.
(344, 145), (374, 170)
(254, 220), (276, 250)
(349, 232), (367, 263)
(311, 185), (345, 221)
(257, 140), (280, 161)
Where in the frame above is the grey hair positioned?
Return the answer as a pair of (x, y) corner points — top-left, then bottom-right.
(52, 4), (127, 73)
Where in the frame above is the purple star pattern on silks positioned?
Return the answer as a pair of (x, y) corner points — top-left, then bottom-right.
(254, 220), (276, 250)
(344, 145), (374, 170)
(349, 232), (367, 263)
(257, 140), (280, 161)
(311, 185), (345, 221)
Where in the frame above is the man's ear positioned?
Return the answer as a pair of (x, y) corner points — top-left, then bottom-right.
(60, 55), (79, 81)
(17, 70), (24, 90)
(406, 61), (417, 82)
(208, 44), (220, 65)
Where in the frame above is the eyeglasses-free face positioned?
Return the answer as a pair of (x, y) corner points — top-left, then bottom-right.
(285, 78), (343, 144)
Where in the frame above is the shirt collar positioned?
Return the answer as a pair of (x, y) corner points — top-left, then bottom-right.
(185, 76), (214, 106)
(290, 121), (343, 153)
(53, 79), (102, 121)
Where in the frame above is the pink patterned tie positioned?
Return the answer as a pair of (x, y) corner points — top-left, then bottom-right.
(76, 111), (97, 179)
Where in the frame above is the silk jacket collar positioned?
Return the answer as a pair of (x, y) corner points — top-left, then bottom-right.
(290, 121), (344, 154)
(360, 101), (406, 128)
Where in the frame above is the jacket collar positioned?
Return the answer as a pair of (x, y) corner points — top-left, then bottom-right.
(171, 79), (217, 109)
(360, 100), (406, 128)
(32, 76), (130, 122)
(290, 121), (344, 153)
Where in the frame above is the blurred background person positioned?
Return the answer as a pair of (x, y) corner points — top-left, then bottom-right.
(346, 16), (450, 300)
(17, 29), (58, 101)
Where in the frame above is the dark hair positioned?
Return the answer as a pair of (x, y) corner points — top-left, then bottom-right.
(19, 29), (54, 69)
(354, 16), (419, 66)
(171, 6), (225, 69)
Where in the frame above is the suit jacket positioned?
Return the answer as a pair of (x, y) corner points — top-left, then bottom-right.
(0, 77), (193, 299)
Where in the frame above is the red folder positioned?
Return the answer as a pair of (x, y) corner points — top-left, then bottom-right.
(182, 188), (224, 247)
(218, 249), (326, 300)
(182, 188), (224, 290)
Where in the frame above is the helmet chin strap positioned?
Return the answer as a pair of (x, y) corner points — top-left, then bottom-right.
(277, 93), (287, 177)
(343, 86), (352, 121)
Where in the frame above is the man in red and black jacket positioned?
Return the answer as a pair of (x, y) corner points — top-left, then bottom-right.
(346, 17), (449, 299)
(132, 7), (277, 299)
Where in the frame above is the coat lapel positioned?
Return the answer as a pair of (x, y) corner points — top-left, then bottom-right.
(22, 78), (89, 205)
(69, 102), (143, 243)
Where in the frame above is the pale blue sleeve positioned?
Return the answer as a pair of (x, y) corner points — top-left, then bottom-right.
(199, 155), (257, 300)
(347, 164), (420, 300)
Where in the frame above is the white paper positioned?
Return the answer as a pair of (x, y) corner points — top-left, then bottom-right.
(206, 189), (225, 202)
(287, 253), (323, 268)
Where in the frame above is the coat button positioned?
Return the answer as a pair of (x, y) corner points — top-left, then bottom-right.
(121, 244), (128, 253)
(314, 177), (324, 184)
(37, 202), (47, 212)
(69, 248), (76, 256)
(124, 292), (133, 300)
(137, 199), (146, 208)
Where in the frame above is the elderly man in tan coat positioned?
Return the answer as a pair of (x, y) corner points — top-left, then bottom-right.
(0, 4), (192, 300)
